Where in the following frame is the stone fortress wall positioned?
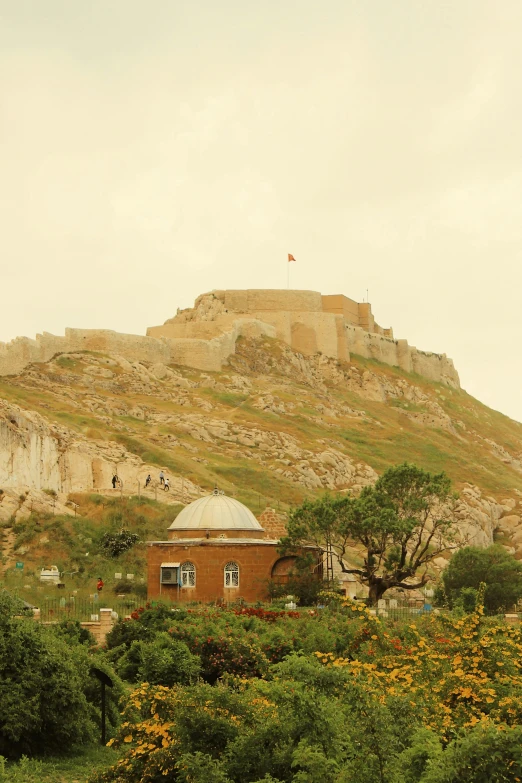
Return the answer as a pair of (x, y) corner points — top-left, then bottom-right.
(148, 289), (460, 387)
(0, 289), (459, 387)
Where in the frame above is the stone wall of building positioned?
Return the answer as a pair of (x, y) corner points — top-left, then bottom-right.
(149, 289), (459, 386)
(146, 539), (283, 603)
(258, 507), (288, 540)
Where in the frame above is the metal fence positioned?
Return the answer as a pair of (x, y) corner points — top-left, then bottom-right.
(35, 596), (140, 623)
(372, 605), (440, 622)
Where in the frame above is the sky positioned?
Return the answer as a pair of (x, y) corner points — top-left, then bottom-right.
(1, 1), (521, 422)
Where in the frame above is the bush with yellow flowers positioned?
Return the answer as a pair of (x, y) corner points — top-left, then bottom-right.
(91, 591), (522, 783)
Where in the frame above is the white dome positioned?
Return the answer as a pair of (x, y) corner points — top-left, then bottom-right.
(168, 490), (263, 532)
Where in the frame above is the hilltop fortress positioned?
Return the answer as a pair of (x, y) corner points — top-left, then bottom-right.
(0, 289), (459, 387)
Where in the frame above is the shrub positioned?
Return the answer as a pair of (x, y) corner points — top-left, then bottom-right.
(442, 545), (522, 614)
(114, 633), (201, 686)
(137, 633), (201, 686)
(112, 579), (134, 594)
(414, 723), (522, 783)
(51, 618), (96, 647)
(99, 529), (139, 558)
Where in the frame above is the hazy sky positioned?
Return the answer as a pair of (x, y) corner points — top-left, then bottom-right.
(1, 1), (521, 422)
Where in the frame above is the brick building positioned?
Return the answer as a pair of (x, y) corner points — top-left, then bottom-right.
(147, 490), (321, 603)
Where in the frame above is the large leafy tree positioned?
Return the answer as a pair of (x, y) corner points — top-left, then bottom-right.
(281, 463), (458, 605)
(441, 544), (522, 614)
(0, 592), (122, 757)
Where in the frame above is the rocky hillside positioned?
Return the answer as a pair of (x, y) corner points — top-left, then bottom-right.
(1, 335), (522, 561)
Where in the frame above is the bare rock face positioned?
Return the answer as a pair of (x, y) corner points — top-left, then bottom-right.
(0, 400), (202, 504)
(169, 293), (226, 323)
(453, 484), (504, 548)
(0, 487), (73, 524)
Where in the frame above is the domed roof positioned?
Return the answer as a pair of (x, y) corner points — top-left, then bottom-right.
(168, 490), (263, 532)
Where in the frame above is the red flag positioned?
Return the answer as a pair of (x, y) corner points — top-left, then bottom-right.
(288, 253), (296, 262)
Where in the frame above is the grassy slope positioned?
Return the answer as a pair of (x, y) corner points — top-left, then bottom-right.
(2, 746), (119, 783)
(1, 495), (183, 605)
(1, 339), (522, 590)
(1, 345), (521, 503)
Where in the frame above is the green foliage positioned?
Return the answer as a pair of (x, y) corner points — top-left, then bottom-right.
(116, 633), (201, 686)
(442, 545), (522, 614)
(100, 528), (140, 558)
(93, 599), (522, 782)
(282, 463), (457, 604)
(112, 579), (135, 594)
(268, 572), (325, 607)
(0, 593), (121, 759)
(415, 723), (522, 782)
(51, 618), (96, 646)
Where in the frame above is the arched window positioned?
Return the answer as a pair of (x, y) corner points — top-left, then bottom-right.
(181, 561), (196, 588)
(224, 561), (239, 588)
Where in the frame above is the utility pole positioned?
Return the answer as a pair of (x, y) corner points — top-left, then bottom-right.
(325, 533), (335, 586)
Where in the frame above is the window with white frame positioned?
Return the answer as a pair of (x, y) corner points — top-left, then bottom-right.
(224, 561), (239, 588)
(180, 561), (196, 588)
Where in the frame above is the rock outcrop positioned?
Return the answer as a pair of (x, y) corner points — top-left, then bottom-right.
(0, 399), (202, 511)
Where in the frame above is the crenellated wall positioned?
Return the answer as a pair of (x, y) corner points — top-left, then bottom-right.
(0, 289), (460, 387)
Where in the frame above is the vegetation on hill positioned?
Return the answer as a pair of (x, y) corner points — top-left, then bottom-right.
(1, 336), (522, 594)
(1, 495), (182, 605)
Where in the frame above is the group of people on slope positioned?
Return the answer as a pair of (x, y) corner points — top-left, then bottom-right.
(145, 470), (170, 491)
(112, 470), (170, 491)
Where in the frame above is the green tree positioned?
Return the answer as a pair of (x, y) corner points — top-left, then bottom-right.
(282, 463), (457, 605)
(0, 592), (121, 758)
(441, 544), (522, 614)
(410, 723), (522, 783)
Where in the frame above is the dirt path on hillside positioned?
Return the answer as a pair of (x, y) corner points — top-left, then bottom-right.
(2, 527), (16, 573)
(93, 487), (190, 506)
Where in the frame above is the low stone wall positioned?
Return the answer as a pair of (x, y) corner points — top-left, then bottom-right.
(36, 606), (115, 645)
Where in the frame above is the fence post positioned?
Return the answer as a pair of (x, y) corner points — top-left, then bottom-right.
(137, 480), (140, 499)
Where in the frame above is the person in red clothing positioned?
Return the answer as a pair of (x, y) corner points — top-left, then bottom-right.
(97, 577), (104, 592)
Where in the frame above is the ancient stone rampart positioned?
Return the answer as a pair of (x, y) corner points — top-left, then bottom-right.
(0, 289), (459, 387)
(150, 289), (460, 387)
(0, 319), (276, 377)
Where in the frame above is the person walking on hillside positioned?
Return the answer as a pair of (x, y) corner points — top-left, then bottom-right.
(97, 577), (104, 592)
(159, 470), (165, 486)
(164, 477), (170, 492)
(145, 474), (151, 488)
(112, 474), (119, 489)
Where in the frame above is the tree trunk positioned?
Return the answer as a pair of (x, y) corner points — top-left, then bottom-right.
(367, 579), (388, 606)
